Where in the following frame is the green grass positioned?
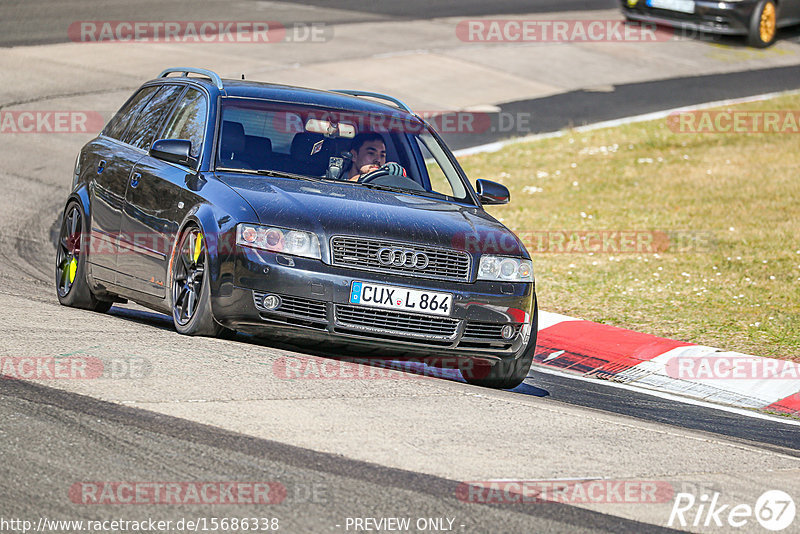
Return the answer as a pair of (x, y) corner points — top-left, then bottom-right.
(458, 94), (800, 360)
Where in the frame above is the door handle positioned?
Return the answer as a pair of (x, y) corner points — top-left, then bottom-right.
(97, 160), (106, 174)
(130, 173), (141, 188)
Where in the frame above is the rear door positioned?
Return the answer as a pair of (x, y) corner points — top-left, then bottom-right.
(86, 85), (158, 284)
(114, 84), (184, 296)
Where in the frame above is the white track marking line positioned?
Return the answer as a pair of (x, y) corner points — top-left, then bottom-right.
(532, 365), (800, 427)
(454, 89), (800, 157)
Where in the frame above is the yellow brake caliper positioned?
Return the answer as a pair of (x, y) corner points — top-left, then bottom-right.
(193, 233), (203, 263)
(68, 258), (77, 283)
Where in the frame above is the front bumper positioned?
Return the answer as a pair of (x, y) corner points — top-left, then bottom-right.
(622, 0), (758, 35)
(212, 247), (536, 364)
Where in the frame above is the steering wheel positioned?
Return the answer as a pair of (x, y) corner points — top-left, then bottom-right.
(358, 168), (390, 184)
(358, 167), (426, 191)
(359, 162), (409, 183)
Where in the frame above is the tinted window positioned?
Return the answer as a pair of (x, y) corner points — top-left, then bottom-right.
(413, 133), (464, 199)
(162, 88), (207, 158)
(222, 107), (297, 154)
(104, 86), (159, 140)
(123, 85), (182, 150)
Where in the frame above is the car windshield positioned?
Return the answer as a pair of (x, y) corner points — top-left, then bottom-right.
(216, 97), (471, 203)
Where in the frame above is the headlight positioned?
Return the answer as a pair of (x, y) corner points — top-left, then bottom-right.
(477, 255), (533, 282)
(236, 224), (321, 260)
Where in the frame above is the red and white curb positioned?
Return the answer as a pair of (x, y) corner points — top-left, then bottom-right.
(535, 311), (800, 418)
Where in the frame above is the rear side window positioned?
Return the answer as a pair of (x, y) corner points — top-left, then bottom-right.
(104, 86), (159, 140)
(222, 107), (298, 154)
(123, 85), (183, 150)
(161, 88), (207, 158)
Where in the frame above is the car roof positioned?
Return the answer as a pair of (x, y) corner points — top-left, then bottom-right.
(150, 76), (417, 119)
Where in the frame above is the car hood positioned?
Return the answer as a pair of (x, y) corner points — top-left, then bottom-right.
(216, 174), (525, 256)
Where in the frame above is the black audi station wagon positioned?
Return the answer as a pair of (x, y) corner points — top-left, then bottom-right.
(56, 68), (538, 389)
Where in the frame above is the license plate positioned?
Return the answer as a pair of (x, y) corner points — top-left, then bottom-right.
(647, 0), (695, 13)
(349, 281), (453, 317)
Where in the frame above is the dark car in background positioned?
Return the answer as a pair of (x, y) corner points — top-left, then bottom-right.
(56, 67), (538, 389)
(622, 0), (800, 46)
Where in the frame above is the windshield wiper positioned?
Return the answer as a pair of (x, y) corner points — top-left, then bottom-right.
(216, 167), (323, 182)
(356, 182), (411, 194)
(255, 169), (321, 182)
(357, 181), (443, 199)
(216, 166), (259, 174)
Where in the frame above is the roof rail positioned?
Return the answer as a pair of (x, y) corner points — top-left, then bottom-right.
(331, 90), (413, 113)
(158, 67), (224, 90)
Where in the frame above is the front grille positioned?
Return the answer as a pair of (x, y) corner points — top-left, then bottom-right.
(335, 304), (460, 340)
(462, 322), (522, 340)
(330, 236), (471, 282)
(253, 292), (327, 322)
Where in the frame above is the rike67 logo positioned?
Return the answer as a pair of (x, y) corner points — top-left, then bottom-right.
(669, 490), (796, 531)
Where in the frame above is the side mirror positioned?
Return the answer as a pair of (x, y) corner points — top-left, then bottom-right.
(475, 179), (510, 205)
(150, 139), (194, 167)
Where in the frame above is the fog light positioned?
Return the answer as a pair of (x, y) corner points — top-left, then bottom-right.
(262, 294), (281, 310)
(501, 325), (515, 339)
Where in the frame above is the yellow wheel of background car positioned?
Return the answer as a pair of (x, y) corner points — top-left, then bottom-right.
(748, 0), (777, 47)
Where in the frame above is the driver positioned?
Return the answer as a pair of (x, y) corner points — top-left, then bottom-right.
(347, 132), (386, 181)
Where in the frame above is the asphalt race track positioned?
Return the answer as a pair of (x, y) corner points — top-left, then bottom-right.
(0, 0), (620, 47)
(1, 1), (799, 532)
(3, 378), (683, 533)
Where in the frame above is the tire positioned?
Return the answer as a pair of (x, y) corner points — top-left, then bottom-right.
(170, 225), (222, 336)
(747, 0), (777, 47)
(461, 299), (538, 389)
(55, 201), (113, 313)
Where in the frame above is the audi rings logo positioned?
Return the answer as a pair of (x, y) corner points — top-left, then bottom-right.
(377, 247), (430, 270)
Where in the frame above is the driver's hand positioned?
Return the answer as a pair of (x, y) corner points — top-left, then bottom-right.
(359, 164), (380, 175)
(381, 162), (406, 176)
(349, 164), (380, 181)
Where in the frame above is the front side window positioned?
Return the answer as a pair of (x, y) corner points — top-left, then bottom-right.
(413, 133), (465, 200)
(162, 88), (207, 158)
(123, 85), (182, 150)
(103, 85), (159, 140)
